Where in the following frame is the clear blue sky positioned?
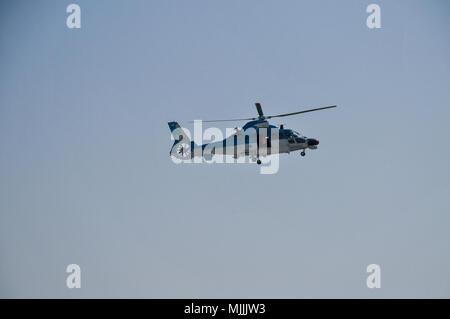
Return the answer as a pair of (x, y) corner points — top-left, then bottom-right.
(1, 0), (449, 297)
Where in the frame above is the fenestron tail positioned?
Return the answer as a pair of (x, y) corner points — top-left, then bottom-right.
(168, 121), (194, 159)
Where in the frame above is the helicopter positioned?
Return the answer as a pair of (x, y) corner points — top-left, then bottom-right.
(168, 103), (336, 165)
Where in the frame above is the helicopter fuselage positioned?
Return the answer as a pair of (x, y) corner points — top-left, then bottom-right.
(196, 120), (319, 161)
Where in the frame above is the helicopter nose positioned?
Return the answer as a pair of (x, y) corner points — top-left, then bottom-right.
(307, 138), (319, 146)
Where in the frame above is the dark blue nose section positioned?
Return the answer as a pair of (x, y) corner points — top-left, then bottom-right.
(307, 138), (319, 146)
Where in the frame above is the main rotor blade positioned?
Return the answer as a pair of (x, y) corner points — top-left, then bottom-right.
(188, 117), (256, 123)
(266, 105), (337, 119)
(187, 104), (336, 123)
(255, 102), (264, 117)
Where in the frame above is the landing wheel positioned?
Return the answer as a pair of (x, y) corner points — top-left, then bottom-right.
(257, 159), (262, 165)
(301, 151), (306, 157)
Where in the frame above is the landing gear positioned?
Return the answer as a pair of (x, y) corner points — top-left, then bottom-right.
(257, 159), (262, 165)
(301, 151), (306, 157)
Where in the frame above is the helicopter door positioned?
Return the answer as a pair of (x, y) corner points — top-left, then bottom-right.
(257, 128), (271, 156)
